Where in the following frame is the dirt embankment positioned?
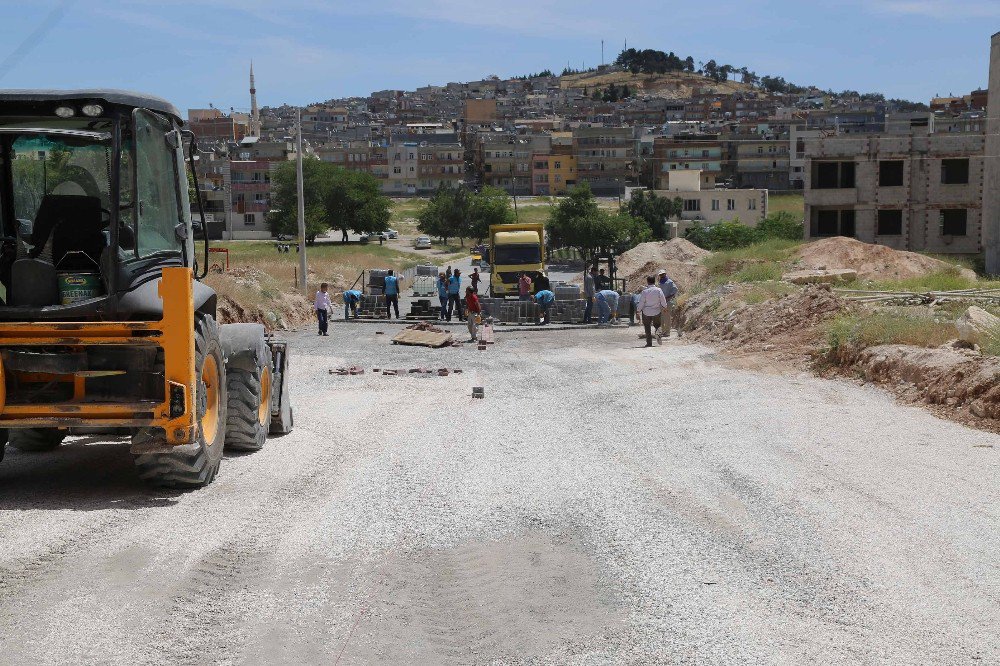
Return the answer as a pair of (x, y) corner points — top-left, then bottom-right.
(617, 238), (709, 292)
(681, 284), (846, 363)
(206, 267), (312, 331)
(679, 280), (1000, 433)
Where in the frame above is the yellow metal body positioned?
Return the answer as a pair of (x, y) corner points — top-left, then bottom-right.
(0, 266), (197, 445)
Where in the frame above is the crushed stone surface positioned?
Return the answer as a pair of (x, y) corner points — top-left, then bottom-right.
(0, 325), (997, 664)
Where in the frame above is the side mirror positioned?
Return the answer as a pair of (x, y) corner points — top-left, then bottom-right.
(191, 219), (204, 235)
(174, 223), (189, 242)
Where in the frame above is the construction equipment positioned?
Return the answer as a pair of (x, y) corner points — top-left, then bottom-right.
(0, 89), (293, 487)
(487, 223), (545, 298)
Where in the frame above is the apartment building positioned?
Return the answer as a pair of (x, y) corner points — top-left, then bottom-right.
(475, 133), (552, 195)
(187, 108), (248, 142)
(385, 134), (464, 195)
(531, 144), (576, 195)
(731, 136), (790, 190)
(572, 126), (635, 195)
(803, 126), (985, 254)
(653, 133), (722, 190)
(653, 171), (767, 227)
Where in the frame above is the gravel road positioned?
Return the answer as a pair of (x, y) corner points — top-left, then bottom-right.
(0, 324), (997, 664)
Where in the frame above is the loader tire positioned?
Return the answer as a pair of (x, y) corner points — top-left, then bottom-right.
(9, 428), (65, 452)
(224, 340), (272, 452)
(132, 314), (227, 488)
(0, 429), (8, 463)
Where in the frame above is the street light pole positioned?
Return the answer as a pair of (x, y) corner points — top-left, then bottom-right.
(295, 108), (307, 291)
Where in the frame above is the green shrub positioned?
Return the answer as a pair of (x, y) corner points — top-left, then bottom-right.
(755, 211), (803, 240)
(685, 212), (803, 251)
(826, 311), (954, 353)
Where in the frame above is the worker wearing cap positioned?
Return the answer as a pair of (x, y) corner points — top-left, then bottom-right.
(595, 289), (619, 326)
(534, 289), (555, 325)
(636, 276), (669, 347)
(657, 270), (678, 337)
(343, 289), (362, 320)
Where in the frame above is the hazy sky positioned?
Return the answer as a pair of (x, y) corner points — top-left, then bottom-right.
(0, 1), (995, 114)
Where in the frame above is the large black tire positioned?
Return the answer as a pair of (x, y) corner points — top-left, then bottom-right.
(9, 428), (65, 452)
(224, 339), (272, 452)
(132, 314), (227, 488)
(0, 429), (8, 463)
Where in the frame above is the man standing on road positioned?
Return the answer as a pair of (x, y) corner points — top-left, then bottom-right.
(437, 272), (448, 320)
(595, 289), (619, 326)
(636, 276), (669, 347)
(582, 267), (597, 323)
(534, 289), (555, 325)
(383, 270), (400, 319)
(657, 270), (678, 338)
(343, 289), (362, 320)
(518, 272), (532, 301)
(470, 267), (482, 294)
(314, 282), (332, 336)
(447, 269), (464, 321)
(465, 286), (481, 341)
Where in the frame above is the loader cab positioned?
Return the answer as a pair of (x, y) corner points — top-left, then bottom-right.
(0, 90), (196, 320)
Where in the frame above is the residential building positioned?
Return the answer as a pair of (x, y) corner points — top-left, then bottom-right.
(572, 126), (635, 195)
(732, 135), (790, 191)
(653, 133), (722, 190)
(803, 126), (986, 254)
(531, 144), (576, 195)
(475, 133), (552, 195)
(651, 168), (767, 227)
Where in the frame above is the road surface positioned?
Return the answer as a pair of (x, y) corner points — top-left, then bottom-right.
(0, 326), (997, 664)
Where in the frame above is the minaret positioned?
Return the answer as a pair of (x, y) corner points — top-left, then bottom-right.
(249, 61), (261, 137)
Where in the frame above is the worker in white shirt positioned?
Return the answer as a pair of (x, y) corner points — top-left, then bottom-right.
(635, 275), (669, 347)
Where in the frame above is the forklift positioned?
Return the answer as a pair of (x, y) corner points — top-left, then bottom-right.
(0, 89), (293, 487)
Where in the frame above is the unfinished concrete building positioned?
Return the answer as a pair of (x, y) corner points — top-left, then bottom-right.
(803, 123), (986, 255)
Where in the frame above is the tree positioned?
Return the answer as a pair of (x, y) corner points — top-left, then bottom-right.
(417, 184), (470, 245)
(467, 186), (515, 241)
(548, 183), (648, 261)
(268, 160), (390, 243)
(625, 189), (680, 240)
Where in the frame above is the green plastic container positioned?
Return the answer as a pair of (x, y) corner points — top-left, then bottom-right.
(57, 272), (103, 305)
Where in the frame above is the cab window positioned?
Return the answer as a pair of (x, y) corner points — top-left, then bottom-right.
(134, 109), (182, 256)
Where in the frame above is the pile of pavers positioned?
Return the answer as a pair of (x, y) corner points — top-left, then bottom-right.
(357, 294), (388, 319)
(406, 299), (440, 321)
(477, 297), (589, 324)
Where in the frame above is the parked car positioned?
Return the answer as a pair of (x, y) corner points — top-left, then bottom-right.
(384, 229), (399, 239)
(414, 236), (432, 249)
(358, 232), (371, 244)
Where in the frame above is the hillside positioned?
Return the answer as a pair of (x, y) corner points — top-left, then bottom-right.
(559, 69), (750, 99)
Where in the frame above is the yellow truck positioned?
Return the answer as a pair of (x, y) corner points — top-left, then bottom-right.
(487, 223), (545, 299)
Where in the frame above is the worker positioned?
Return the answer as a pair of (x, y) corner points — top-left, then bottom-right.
(518, 272), (532, 301)
(314, 282), (332, 336)
(343, 289), (362, 320)
(533, 271), (550, 293)
(534, 289), (555, 325)
(657, 269), (678, 338)
(436, 272), (448, 320)
(582, 267), (597, 323)
(447, 269), (464, 321)
(595, 268), (611, 291)
(465, 286), (481, 341)
(383, 269), (400, 319)
(595, 289), (619, 326)
(636, 276), (669, 347)
(470, 267), (481, 294)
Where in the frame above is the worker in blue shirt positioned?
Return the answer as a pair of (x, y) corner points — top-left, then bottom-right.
(436, 272), (448, 320)
(534, 289), (555, 325)
(383, 269), (400, 319)
(447, 269), (464, 321)
(595, 289), (620, 326)
(343, 289), (362, 320)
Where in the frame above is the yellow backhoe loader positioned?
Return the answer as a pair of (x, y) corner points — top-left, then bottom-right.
(0, 89), (293, 487)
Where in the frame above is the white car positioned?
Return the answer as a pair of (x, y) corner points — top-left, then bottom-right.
(384, 229), (399, 239)
(414, 236), (432, 249)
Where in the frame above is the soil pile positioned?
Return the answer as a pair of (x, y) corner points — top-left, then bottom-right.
(795, 237), (976, 281)
(681, 284), (847, 357)
(616, 239), (710, 292)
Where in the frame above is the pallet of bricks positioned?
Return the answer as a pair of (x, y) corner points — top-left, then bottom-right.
(357, 293), (388, 319)
(406, 299), (440, 321)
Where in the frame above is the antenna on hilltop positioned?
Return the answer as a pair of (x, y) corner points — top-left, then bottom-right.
(601, 40), (604, 66)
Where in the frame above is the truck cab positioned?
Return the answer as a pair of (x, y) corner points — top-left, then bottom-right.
(487, 223), (545, 298)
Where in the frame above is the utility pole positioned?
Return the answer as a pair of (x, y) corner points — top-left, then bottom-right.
(601, 40), (604, 66)
(295, 107), (307, 291)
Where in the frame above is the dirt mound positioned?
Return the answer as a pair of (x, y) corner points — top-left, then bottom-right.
(207, 267), (312, 331)
(681, 284), (846, 357)
(795, 237), (976, 281)
(617, 239), (710, 292)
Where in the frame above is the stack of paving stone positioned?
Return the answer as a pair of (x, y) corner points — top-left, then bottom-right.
(357, 294), (388, 319)
(553, 283), (581, 300)
(406, 299), (440, 321)
(367, 269), (389, 296)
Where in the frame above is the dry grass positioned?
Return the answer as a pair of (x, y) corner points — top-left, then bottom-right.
(768, 193), (804, 218)
(826, 310), (956, 353)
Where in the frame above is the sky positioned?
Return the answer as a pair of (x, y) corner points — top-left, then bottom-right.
(0, 0), (995, 115)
